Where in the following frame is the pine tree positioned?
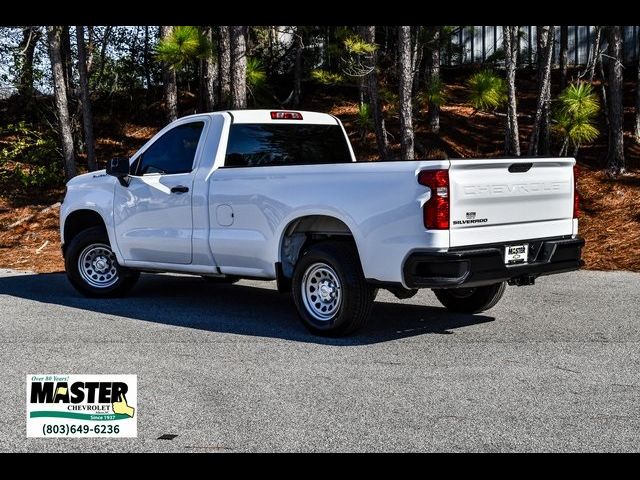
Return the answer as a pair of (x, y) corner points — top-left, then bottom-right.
(398, 26), (415, 160)
(160, 26), (178, 122)
(559, 26), (569, 91)
(47, 26), (76, 180)
(200, 26), (217, 111)
(16, 26), (41, 99)
(218, 26), (231, 108)
(230, 26), (247, 109)
(76, 26), (97, 171)
(606, 26), (625, 175)
(635, 32), (640, 142)
(363, 26), (389, 159)
(426, 26), (441, 133)
(503, 26), (520, 156)
(528, 26), (554, 156)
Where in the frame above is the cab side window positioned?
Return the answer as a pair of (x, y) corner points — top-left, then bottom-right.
(134, 122), (204, 175)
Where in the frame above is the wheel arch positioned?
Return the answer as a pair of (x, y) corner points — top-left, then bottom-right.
(277, 213), (364, 284)
(62, 209), (107, 255)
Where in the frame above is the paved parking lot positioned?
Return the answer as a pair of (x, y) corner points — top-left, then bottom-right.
(0, 268), (638, 452)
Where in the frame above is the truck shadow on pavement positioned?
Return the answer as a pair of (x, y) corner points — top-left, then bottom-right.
(0, 272), (494, 345)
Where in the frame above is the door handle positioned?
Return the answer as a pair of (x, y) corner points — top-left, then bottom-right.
(170, 185), (189, 194)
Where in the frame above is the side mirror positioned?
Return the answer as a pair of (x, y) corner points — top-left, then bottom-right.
(106, 157), (131, 186)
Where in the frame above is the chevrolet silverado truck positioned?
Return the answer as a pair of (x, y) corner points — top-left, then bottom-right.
(60, 110), (584, 336)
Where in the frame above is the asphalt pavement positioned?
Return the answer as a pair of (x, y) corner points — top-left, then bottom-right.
(0, 268), (638, 452)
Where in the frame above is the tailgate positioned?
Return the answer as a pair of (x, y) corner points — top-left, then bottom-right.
(448, 158), (575, 247)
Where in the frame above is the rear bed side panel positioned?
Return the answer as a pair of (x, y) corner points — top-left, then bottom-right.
(208, 161), (448, 283)
(448, 158), (575, 247)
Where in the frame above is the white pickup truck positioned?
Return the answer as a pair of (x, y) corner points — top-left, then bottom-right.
(60, 110), (584, 336)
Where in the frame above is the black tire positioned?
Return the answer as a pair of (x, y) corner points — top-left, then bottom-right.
(65, 227), (139, 298)
(292, 241), (375, 337)
(201, 275), (240, 284)
(433, 282), (506, 314)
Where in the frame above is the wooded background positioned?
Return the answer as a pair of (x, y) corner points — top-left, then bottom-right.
(0, 25), (638, 185)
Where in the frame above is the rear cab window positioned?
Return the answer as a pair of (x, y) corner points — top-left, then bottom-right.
(224, 124), (353, 167)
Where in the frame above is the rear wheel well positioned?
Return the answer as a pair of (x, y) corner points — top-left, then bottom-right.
(279, 215), (357, 284)
(63, 210), (107, 254)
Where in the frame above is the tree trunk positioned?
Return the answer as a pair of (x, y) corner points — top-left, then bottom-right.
(398, 26), (415, 160)
(17, 26), (41, 98)
(201, 26), (217, 111)
(503, 26), (521, 156)
(47, 26), (76, 180)
(218, 26), (232, 108)
(95, 26), (113, 89)
(606, 26), (625, 175)
(635, 33), (640, 142)
(588, 26), (602, 84)
(426, 26), (441, 133)
(598, 45), (610, 131)
(357, 25), (368, 108)
(230, 26), (247, 109)
(559, 26), (568, 91)
(60, 26), (74, 94)
(363, 26), (389, 159)
(528, 26), (554, 156)
(143, 26), (152, 91)
(411, 26), (423, 97)
(160, 26), (178, 122)
(127, 27), (139, 98)
(293, 28), (303, 107)
(75, 26), (97, 172)
(86, 27), (95, 74)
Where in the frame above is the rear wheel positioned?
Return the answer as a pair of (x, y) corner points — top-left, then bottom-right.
(292, 241), (375, 337)
(65, 227), (139, 297)
(433, 282), (506, 314)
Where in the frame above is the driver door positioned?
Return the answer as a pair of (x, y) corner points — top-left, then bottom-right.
(114, 121), (205, 265)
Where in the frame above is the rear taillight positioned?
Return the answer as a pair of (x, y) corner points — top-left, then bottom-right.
(418, 169), (449, 229)
(270, 111), (303, 120)
(573, 164), (580, 219)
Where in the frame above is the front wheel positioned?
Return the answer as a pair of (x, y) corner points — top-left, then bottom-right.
(433, 282), (506, 314)
(292, 241), (375, 337)
(65, 227), (139, 297)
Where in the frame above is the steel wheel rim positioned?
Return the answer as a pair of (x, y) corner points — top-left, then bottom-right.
(78, 243), (119, 288)
(301, 262), (342, 322)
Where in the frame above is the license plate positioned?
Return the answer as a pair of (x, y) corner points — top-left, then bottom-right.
(505, 244), (528, 265)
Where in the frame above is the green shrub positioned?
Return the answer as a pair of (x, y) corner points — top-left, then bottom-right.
(310, 69), (345, 86)
(0, 122), (63, 188)
(379, 88), (399, 114)
(552, 81), (600, 155)
(246, 57), (267, 90)
(467, 69), (507, 111)
(14, 163), (64, 188)
(343, 36), (377, 55)
(418, 77), (447, 109)
(155, 26), (210, 70)
(356, 103), (373, 135)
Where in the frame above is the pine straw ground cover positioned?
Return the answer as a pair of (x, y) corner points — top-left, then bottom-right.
(0, 167), (638, 274)
(578, 168), (640, 271)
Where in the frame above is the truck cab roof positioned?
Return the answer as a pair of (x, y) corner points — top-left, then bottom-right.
(180, 109), (340, 125)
